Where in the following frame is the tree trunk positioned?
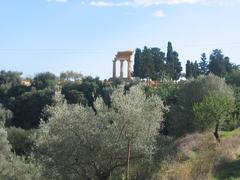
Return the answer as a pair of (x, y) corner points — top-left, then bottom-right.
(126, 140), (131, 180)
(213, 121), (220, 143)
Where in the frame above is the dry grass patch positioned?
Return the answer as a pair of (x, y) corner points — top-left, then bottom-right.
(152, 132), (240, 180)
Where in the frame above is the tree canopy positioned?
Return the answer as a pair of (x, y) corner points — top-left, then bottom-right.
(133, 42), (182, 81)
(209, 49), (233, 77)
(36, 85), (166, 180)
(166, 74), (234, 137)
(193, 93), (235, 141)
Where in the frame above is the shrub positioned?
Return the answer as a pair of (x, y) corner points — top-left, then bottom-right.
(166, 74), (234, 137)
(0, 127), (40, 180)
(7, 127), (35, 157)
(193, 93), (235, 141)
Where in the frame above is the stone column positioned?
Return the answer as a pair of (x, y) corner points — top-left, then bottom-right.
(120, 60), (124, 79)
(127, 60), (132, 80)
(113, 60), (116, 79)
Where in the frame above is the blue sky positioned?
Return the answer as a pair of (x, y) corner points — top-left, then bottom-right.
(1, 0), (240, 79)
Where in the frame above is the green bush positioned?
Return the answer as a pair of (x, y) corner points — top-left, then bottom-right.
(7, 127), (35, 157)
(226, 69), (240, 87)
(0, 127), (40, 179)
(166, 74), (234, 137)
(193, 93), (235, 141)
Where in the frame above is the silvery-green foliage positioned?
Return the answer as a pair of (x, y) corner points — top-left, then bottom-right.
(0, 127), (10, 155)
(0, 127), (40, 180)
(111, 85), (166, 154)
(0, 104), (12, 127)
(36, 85), (166, 180)
(1, 112), (40, 180)
(0, 155), (41, 180)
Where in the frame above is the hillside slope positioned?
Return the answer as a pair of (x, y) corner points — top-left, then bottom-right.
(152, 129), (240, 180)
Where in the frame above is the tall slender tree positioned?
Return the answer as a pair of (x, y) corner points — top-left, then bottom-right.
(133, 48), (141, 77)
(166, 42), (174, 79)
(186, 60), (199, 79)
(186, 60), (192, 79)
(151, 48), (166, 81)
(193, 61), (200, 78)
(166, 42), (182, 80)
(199, 53), (208, 75)
(139, 47), (154, 79)
(172, 51), (182, 80)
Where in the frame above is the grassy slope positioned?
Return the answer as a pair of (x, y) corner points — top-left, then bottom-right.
(153, 130), (240, 180)
(220, 129), (240, 139)
(215, 129), (240, 180)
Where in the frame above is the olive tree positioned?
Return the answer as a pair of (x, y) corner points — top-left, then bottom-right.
(36, 85), (166, 180)
(0, 126), (40, 180)
(193, 93), (235, 142)
(0, 104), (12, 126)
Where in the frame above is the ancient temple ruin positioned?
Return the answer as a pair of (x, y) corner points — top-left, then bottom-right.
(112, 50), (134, 80)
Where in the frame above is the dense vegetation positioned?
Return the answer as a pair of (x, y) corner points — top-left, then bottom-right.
(133, 42), (182, 81)
(1, 45), (240, 179)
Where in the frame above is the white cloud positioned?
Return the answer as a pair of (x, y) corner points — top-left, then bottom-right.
(46, 0), (240, 7)
(88, 0), (240, 7)
(89, 0), (204, 7)
(90, 1), (130, 7)
(47, 0), (68, 2)
(132, 0), (240, 6)
(132, 0), (205, 6)
(152, 10), (165, 17)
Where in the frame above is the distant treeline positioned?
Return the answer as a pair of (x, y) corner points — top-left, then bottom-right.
(133, 42), (239, 81)
(0, 71), (113, 129)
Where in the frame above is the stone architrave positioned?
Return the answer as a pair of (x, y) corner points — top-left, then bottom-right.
(112, 50), (134, 80)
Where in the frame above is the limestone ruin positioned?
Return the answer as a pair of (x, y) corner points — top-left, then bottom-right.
(112, 50), (134, 80)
